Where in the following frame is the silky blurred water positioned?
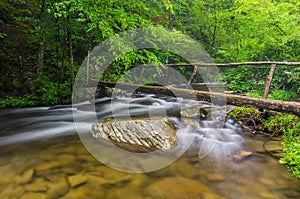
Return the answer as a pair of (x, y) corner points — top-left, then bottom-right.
(0, 95), (299, 199)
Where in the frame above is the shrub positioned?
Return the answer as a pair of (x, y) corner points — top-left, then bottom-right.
(0, 94), (38, 108)
(247, 89), (296, 101)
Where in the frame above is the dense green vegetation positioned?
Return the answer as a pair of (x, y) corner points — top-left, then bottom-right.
(1, 0), (299, 106)
(229, 106), (300, 179)
(247, 89), (297, 101)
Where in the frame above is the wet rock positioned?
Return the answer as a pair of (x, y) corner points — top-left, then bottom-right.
(88, 166), (133, 186)
(91, 117), (177, 152)
(247, 153), (268, 163)
(24, 178), (48, 192)
(36, 161), (61, 171)
(63, 189), (90, 199)
(39, 171), (67, 184)
(126, 173), (148, 187)
(46, 177), (69, 199)
(264, 140), (283, 153)
(206, 174), (225, 182)
(180, 106), (207, 119)
(63, 184), (106, 199)
(0, 165), (19, 185)
(0, 184), (24, 199)
(98, 165), (130, 180)
(273, 152), (286, 158)
(110, 174), (133, 185)
(68, 174), (88, 187)
(85, 174), (110, 186)
(264, 140), (285, 158)
(232, 150), (253, 161)
(20, 192), (46, 199)
(61, 167), (81, 175)
(180, 106), (207, 126)
(16, 169), (34, 184)
(146, 176), (223, 199)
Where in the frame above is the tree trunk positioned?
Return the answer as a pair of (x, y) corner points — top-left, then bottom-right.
(37, 29), (45, 77)
(86, 37), (92, 86)
(54, 17), (63, 104)
(67, 5), (74, 92)
(263, 63), (276, 99)
(37, 0), (46, 77)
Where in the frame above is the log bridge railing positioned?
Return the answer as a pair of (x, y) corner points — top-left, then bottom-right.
(164, 61), (300, 99)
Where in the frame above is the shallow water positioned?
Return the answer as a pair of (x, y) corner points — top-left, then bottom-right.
(0, 95), (300, 199)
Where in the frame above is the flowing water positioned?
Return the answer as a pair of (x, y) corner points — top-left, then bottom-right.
(0, 94), (300, 199)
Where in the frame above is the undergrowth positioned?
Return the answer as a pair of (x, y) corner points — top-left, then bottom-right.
(247, 89), (297, 101)
(229, 106), (300, 179)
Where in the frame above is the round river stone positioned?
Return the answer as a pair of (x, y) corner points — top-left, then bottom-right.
(91, 117), (177, 153)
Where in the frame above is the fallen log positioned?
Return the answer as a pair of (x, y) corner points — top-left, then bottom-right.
(96, 80), (300, 117)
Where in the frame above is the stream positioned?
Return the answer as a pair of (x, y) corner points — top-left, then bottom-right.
(0, 94), (300, 199)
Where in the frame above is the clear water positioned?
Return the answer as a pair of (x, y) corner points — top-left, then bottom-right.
(0, 95), (299, 199)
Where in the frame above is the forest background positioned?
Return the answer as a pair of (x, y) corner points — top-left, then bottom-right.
(0, 0), (299, 106)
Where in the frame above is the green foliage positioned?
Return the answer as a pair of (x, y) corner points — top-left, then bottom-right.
(216, 0), (300, 62)
(247, 89), (264, 99)
(229, 106), (259, 117)
(220, 65), (299, 95)
(219, 66), (255, 93)
(268, 89), (296, 101)
(32, 76), (72, 105)
(280, 121), (300, 179)
(230, 106), (300, 179)
(262, 113), (295, 134)
(0, 94), (38, 108)
(228, 106), (260, 123)
(247, 89), (296, 101)
(263, 113), (300, 179)
(288, 67), (300, 93)
(1, 0), (299, 107)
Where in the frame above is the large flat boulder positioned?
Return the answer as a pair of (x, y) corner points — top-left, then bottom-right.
(91, 117), (177, 152)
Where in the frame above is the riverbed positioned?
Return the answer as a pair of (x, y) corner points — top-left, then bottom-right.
(0, 95), (299, 199)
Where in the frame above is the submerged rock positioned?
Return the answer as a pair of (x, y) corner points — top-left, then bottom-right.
(16, 169), (34, 185)
(232, 150), (253, 161)
(180, 106), (208, 119)
(24, 178), (48, 192)
(68, 174), (88, 187)
(264, 140), (283, 151)
(20, 192), (46, 199)
(46, 177), (69, 199)
(145, 176), (225, 199)
(91, 117), (177, 152)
